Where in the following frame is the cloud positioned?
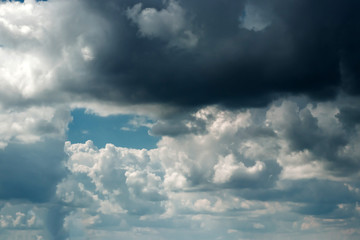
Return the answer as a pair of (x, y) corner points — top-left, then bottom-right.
(126, 0), (198, 48)
(0, 139), (67, 202)
(0, 0), (109, 108)
(239, 3), (272, 31)
(0, 106), (71, 148)
(59, 0), (360, 109)
(0, 0), (359, 116)
(1, 0), (360, 112)
(266, 99), (360, 176)
(0, 98), (357, 239)
(57, 140), (166, 215)
(0, 0), (359, 239)
(45, 99), (359, 239)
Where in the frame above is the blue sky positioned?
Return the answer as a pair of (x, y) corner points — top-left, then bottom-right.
(0, 0), (359, 240)
(67, 109), (159, 149)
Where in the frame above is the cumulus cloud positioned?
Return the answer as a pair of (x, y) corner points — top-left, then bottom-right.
(57, 140), (166, 214)
(0, 0), (110, 108)
(43, 99), (359, 239)
(0, 98), (357, 239)
(0, 0), (359, 239)
(0, 106), (71, 148)
(266, 99), (360, 176)
(126, 0), (198, 48)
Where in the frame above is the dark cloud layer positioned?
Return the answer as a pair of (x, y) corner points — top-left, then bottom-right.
(64, 0), (360, 108)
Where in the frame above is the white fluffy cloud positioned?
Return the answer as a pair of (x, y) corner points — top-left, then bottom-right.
(127, 0), (198, 48)
(0, 0), (117, 117)
(0, 106), (71, 148)
(0, 0), (110, 146)
(57, 140), (166, 215)
(0, 4), (62, 100)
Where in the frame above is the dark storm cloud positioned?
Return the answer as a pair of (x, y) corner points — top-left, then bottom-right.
(64, 0), (360, 108)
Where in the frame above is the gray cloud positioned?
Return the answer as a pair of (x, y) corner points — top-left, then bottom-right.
(58, 0), (358, 109)
(1, 0), (359, 111)
(0, 139), (66, 202)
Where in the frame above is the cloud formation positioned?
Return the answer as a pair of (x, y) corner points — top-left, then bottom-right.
(2, 0), (360, 111)
(0, 0), (359, 239)
(70, 0), (360, 108)
(126, 0), (198, 48)
(52, 99), (360, 239)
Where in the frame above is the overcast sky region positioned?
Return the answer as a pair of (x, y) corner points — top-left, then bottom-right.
(0, 0), (360, 239)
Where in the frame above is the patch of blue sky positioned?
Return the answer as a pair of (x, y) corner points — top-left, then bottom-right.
(67, 109), (160, 150)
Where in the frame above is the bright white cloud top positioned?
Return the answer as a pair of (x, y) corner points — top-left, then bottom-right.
(0, 0), (359, 240)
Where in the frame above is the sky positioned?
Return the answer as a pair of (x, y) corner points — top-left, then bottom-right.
(0, 0), (360, 239)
